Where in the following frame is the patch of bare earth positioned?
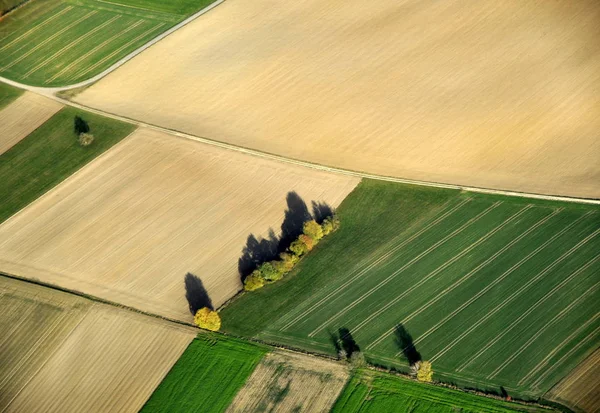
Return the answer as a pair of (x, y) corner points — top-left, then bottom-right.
(75, 0), (600, 198)
(0, 276), (196, 413)
(226, 351), (349, 413)
(547, 348), (600, 413)
(0, 92), (62, 155)
(0, 128), (359, 322)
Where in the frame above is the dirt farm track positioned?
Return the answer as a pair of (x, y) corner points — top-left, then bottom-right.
(74, 0), (600, 199)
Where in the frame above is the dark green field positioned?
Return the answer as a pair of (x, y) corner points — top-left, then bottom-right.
(0, 0), (217, 86)
(0, 80), (23, 109)
(221, 180), (600, 399)
(332, 370), (547, 413)
(0, 105), (135, 223)
(141, 335), (267, 413)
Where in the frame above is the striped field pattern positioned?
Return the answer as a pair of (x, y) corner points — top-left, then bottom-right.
(0, 0), (182, 86)
(257, 192), (600, 397)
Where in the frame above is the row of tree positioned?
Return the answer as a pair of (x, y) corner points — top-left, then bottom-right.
(244, 215), (340, 291)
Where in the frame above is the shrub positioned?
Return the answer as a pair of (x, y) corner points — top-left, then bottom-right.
(303, 220), (323, 242)
(321, 215), (340, 235)
(416, 361), (433, 382)
(194, 307), (221, 331)
(349, 351), (367, 368)
(289, 239), (308, 257)
(260, 261), (283, 282)
(279, 252), (299, 271)
(78, 132), (94, 147)
(244, 271), (265, 291)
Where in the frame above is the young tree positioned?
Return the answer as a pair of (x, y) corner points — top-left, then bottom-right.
(416, 361), (433, 382)
(279, 252), (299, 271)
(194, 307), (221, 331)
(289, 239), (308, 257)
(321, 215), (340, 235)
(349, 351), (367, 369)
(303, 219), (323, 242)
(298, 234), (314, 251)
(259, 261), (283, 282)
(78, 132), (94, 147)
(243, 270), (265, 291)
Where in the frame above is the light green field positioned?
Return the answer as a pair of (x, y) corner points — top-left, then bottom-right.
(140, 335), (267, 413)
(0, 0), (216, 86)
(0, 80), (23, 109)
(332, 370), (547, 413)
(221, 181), (600, 399)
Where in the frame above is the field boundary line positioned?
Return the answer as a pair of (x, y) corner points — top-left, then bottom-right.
(487, 281), (600, 379)
(279, 198), (472, 331)
(456, 225), (600, 371)
(520, 313), (600, 386)
(352, 205), (537, 337)
(1, 10), (98, 71)
(434, 241), (597, 365)
(309, 202), (502, 338)
(23, 15), (122, 78)
(0, 5), (72, 51)
(412, 208), (561, 351)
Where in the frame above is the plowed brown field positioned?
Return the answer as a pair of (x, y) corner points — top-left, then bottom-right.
(0, 128), (359, 321)
(74, 0), (600, 199)
(0, 92), (62, 155)
(548, 348), (600, 413)
(0, 276), (196, 413)
(226, 351), (349, 413)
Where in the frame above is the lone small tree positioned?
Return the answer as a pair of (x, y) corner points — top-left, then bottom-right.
(416, 361), (433, 383)
(78, 132), (94, 147)
(194, 307), (221, 331)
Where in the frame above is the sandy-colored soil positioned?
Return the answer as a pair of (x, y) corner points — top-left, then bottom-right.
(0, 128), (359, 321)
(548, 348), (600, 413)
(0, 92), (62, 155)
(226, 350), (349, 413)
(0, 276), (196, 413)
(74, 0), (600, 199)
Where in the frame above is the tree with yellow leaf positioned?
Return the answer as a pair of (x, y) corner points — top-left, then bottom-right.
(194, 307), (221, 331)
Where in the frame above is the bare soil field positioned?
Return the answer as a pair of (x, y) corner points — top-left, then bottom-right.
(0, 128), (359, 321)
(226, 350), (349, 413)
(74, 0), (600, 199)
(547, 348), (600, 413)
(0, 276), (196, 413)
(0, 92), (62, 155)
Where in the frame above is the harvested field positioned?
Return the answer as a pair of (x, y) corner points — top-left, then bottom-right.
(0, 128), (359, 321)
(75, 0), (600, 199)
(226, 351), (349, 413)
(141, 335), (267, 413)
(0, 0), (216, 85)
(332, 370), (547, 413)
(221, 180), (600, 398)
(0, 276), (196, 413)
(0, 92), (62, 155)
(547, 348), (600, 413)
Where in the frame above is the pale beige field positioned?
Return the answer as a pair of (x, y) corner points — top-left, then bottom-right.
(0, 92), (62, 155)
(75, 0), (600, 199)
(0, 276), (196, 413)
(0, 128), (359, 321)
(226, 351), (349, 413)
(548, 348), (600, 413)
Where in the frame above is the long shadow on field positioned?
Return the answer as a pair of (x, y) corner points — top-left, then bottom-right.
(237, 192), (333, 281)
(185, 273), (213, 314)
(395, 324), (421, 366)
(335, 327), (361, 359)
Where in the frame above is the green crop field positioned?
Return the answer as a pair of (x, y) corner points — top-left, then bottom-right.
(0, 105), (135, 223)
(140, 335), (267, 413)
(221, 180), (600, 399)
(0, 80), (23, 109)
(0, 0), (216, 86)
(332, 370), (547, 413)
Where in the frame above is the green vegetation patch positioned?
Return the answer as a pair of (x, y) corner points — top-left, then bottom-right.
(332, 370), (547, 413)
(141, 334), (268, 413)
(0, 81), (23, 110)
(0, 0), (218, 86)
(221, 180), (600, 398)
(0, 106), (135, 223)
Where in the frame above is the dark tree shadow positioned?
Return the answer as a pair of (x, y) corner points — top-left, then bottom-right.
(74, 115), (89, 134)
(184, 273), (213, 314)
(394, 324), (421, 366)
(338, 327), (360, 358)
(279, 192), (312, 251)
(328, 329), (342, 354)
(238, 229), (280, 281)
(311, 201), (333, 224)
